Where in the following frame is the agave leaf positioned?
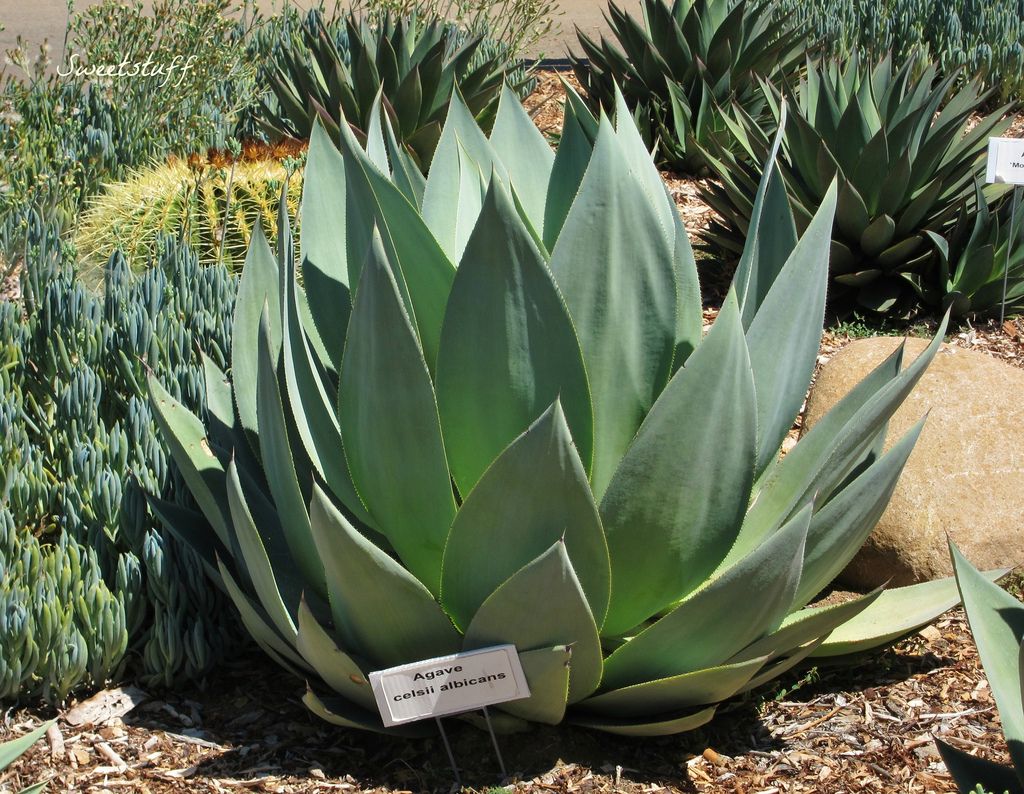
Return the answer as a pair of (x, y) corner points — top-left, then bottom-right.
(147, 496), (225, 581)
(422, 90), (507, 261)
(309, 485), (459, 667)
(336, 119), (455, 369)
(549, 115), (677, 499)
(303, 687), (429, 737)
(812, 569), (1008, 658)
(611, 86), (673, 235)
(508, 179), (548, 255)
(737, 160), (799, 325)
(935, 737), (1024, 794)
(569, 704), (717, 737)
(733, 113), (798, 327)
(0, 720), (54, 771)
(488, 85), (555, 232)
(577, 656), (766, 718)
(498, 646), (572, 725)
(610, 86), (701, 368)
(836, 179), (871, 242)
(300, 123), (351, 370)
(734, 317), (947, 563)
(231, 225), (280, 446)
(450, 140), (491, 266)
(668, 198), (703, 368)
(436, 177), (593, 495)
(338, 230), (457, 592)
(740, 637), (827, 693)
(745, 179), (837, 477)
(365, 90), (390, 173)
(602, 503), (811, 690)
(226, 460), (299, 642)
(282, 248), (373, 528)
(202, 354), (265, 479)
(793, 418), (925, 609)
(147, 376), (232, 548)
(562, 81), (600, 140)
(544, 85), (597, 250)
(216, 557), (309, 672)
(295, 597), (376, 710)
(877, 151), (912, 217)
(950, 542), (1024, 776)
(895, 178), (942, 237)
(255, 308), (325, 596)
(441, 402), (609, 631)
(601, 292), (756, 635)
(731, 588), (884, 664)
(392, 64), (424, 134)
(463, 541), (602, 704)
(860, 214), (897, 257)
(382, 109), (425, 206)
(201, 353), (234, 432)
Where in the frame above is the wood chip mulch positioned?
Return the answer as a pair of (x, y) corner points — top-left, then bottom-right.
(524, 69), (584, 138)
(0, 607), (1016, 794)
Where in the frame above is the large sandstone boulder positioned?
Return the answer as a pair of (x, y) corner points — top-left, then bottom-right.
(803, 336), (1024, 588)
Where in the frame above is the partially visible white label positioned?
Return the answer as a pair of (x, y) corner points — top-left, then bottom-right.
(369, 645), (530, 727)
(987, 137), (1024, 184)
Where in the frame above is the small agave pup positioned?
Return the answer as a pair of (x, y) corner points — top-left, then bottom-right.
(151, 85), (974, 736)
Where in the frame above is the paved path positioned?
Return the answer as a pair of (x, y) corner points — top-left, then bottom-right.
(0, 0), (642, 64)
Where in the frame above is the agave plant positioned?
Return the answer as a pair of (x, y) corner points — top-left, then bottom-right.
(150, 86), (975, 736)
(938, 545), (1022, 794)
(255, 8), (530, 170)
(701, 54), (1014, 316)
(923, 180), (1024, 319)
(570, 0), (807, 174)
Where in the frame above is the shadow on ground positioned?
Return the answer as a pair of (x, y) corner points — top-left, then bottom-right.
(113, 635), (955, 792)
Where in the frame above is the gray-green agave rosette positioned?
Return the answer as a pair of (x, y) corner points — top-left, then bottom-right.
(149, 86), (970, 736)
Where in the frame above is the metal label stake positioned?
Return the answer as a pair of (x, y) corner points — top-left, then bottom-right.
(482, 706), (508, 779)
(368, 645), (530, 787)
(434, 717), (462, 788)
(1002, 184), (1022, 328)
(433, 710), (510, 787)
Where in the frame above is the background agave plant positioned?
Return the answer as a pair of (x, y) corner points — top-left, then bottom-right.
(701, 54), (1013, 316)
(938, 545), (1023, 794)
(152, 87), (973, 736)
(570, 0), (807, 174)
(253, 7), (531, 170)
(923, 180), (1024, 319)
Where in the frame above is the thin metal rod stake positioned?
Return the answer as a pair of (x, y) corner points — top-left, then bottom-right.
(482, 706), (508, 779)
(434, 717), (462, 788)
(1001, 185), (1022, 328)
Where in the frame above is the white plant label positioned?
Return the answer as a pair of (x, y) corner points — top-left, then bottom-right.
(986, 137), (1024, 184)
(369, 644), (530, 727)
